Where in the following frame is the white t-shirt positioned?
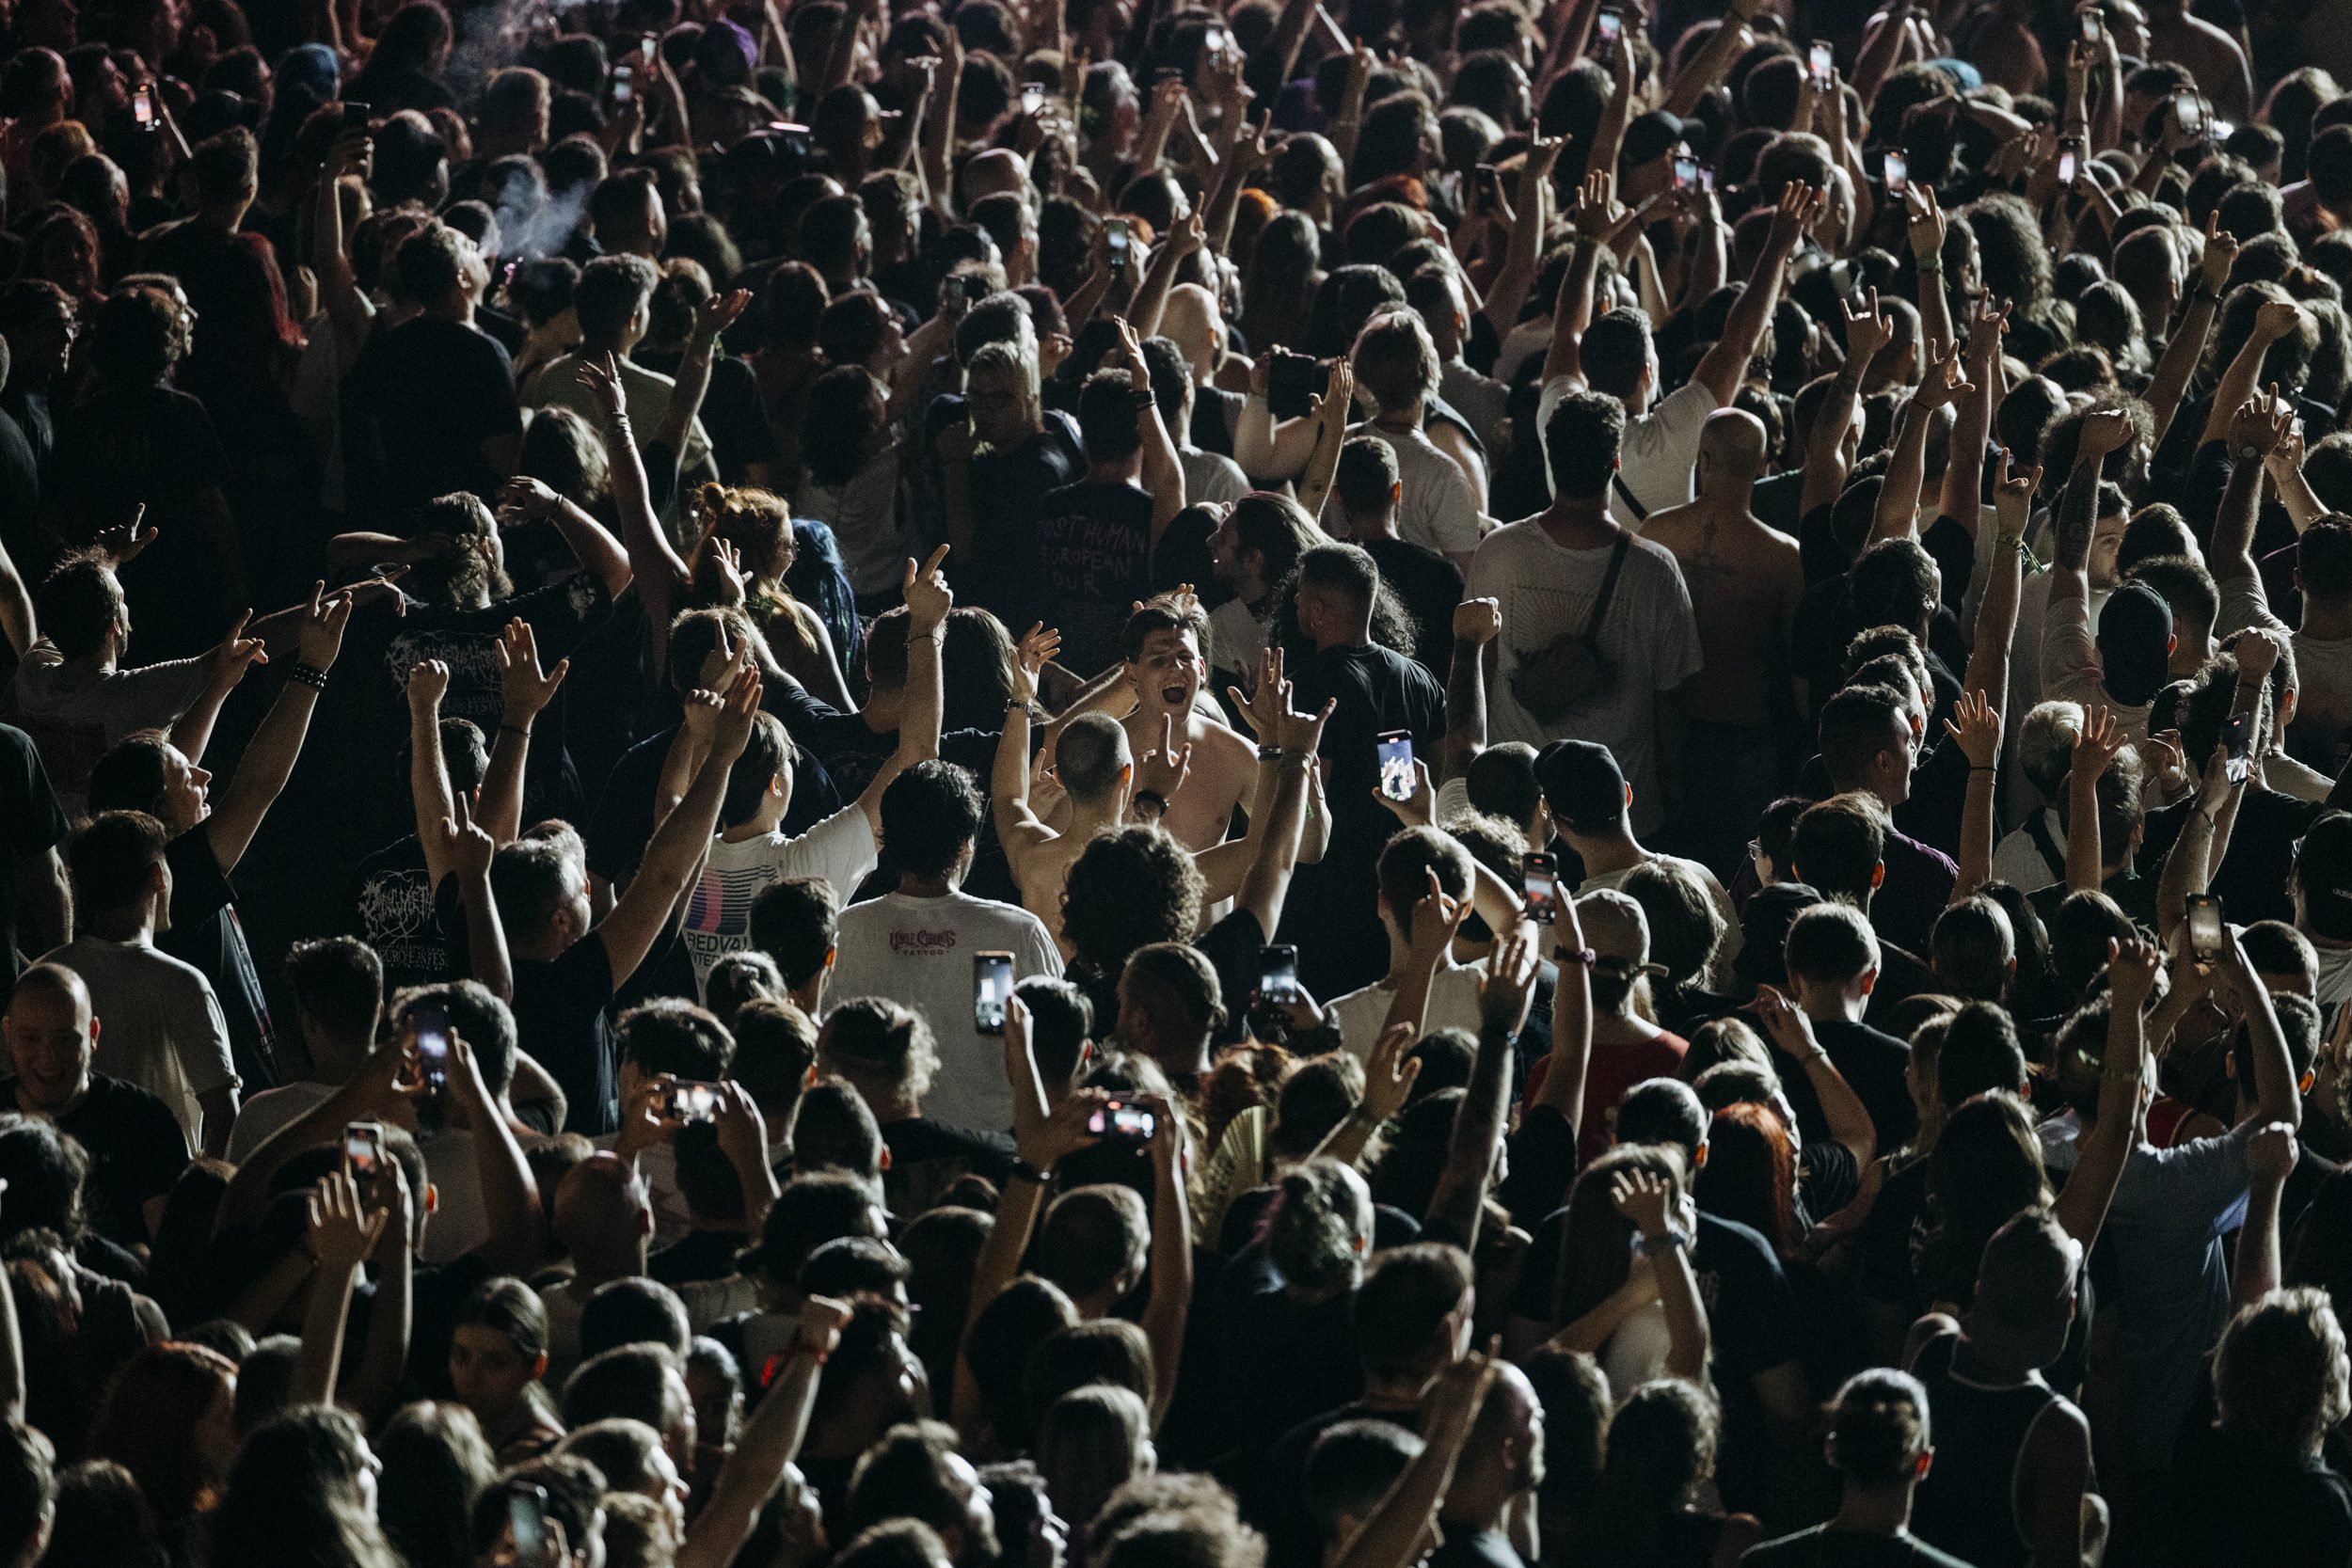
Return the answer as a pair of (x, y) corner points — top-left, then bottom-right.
(2292, 631), (2352, 772)
(1, 642), (210, 816)
(1464, 521), (1703, 837)
(41, 935), (237, 1148)
(679, 806), (879, 990)
(1326, 965), (1487, 1060)
(226, 1082), (485, 1262)
(2317, 943), (2352, 1009)
(1182, 447), (1250, 509)
(1349, 422), (1484, 560)
(1991, 809), (2068, 894)
(1534, 375), (1716, 527)
(539, 1270), (758, 1389)
(227, 1080), (335, 1164)
(827, 891), (1063, 1132)
(801, 436), (908, 599)
(1209, 596), (1270, 680)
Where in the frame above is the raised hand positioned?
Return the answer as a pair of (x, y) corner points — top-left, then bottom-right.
(2199, 210), (2239, 293)
(1994, 448), (2041, 544)
(1903, 181), (1946, 261)
(2106, 932), (2161, 1014)
(1226, 643), (1290, 744)
(710, 660), (764, 763)
(2077, 406), (2136, 461)
(1842, 287), (1891, 367)
(405, 657), (451, 714)
(2072, 705), (2125, 783)
(1914, 341), (1976, 411)
(1018, 1086), (1110, 1172)
(1768, 182), (1823, 254)
(1453, 596), (1502, 646)
(1610, 1165), (1677, 1240)
(2234, 626), (2282, 683)
(1408, 866), (1468, 960)
(496, 617), (569, 725)
(1374, 755), (1438, 827)
(2252, 298), (2307, 344)
(692, 287), (754, 344)
(208, 611), (267, 690)
(1136, 711), (1194, 801)
(1965, 293), (2010, 363)
(307, 1168), (390, 1274)
(2249, 1120), (2298, 1186)
(903, 544), (954, 634)
(498, 475), (561, 523)
(436, 794), (498, 882)
(577, 352), (628, 426)
(94, 504), (157, 564)
(1011, 623), (1060, 705)
(1943, 689), (2002, 768)
(1478, 923), (1539, 1036)
(1359, 1023), (1422, 1123)
(296, 582), (358, 670)
(2230, 386), (2295, 460)
(1750, 983), (1824, 1062)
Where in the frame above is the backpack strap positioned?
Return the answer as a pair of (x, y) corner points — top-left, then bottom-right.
(1611, 470), (1649, 522)
(1585, 533), (1634, 643)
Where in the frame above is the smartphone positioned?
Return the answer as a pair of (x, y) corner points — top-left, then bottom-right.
(133, 85), (157, 130)
(2223, 710), (2252, 785)
(344, 1121), (385, 1184)
(612, 63), (634, 103)
(1700, 166), (1715, 193)
(1673, 152), (1700, 192)
(941, 271), (973, 308)
(665, 1082), (720, 1121)
(1524, 850), (1560, 925)
(342, 99), (370, 132)
(1597, 7), (1623, 45)
(2213, 117), (2236, 140)
(509, 1485), (548, 1560)
(639, 33), (658, 66)
(2185, 893), (2225, 965)
(2080, 8), (2102, 41)
(1883, 149), (1908, 195)
(1022, 81), (1046, 115)
(974, 951), (1015, 1037)
(1473, 163), (1501, 207)
(1376, 730), (1415, 801)
(771, 120), (813, 158)
(2173, 88), (2204, 137)
(1266, 349), (1319, 419)
(1808, 40), (1834, 91)
(410, 1000), (451, 1093)
(2057, 147), (2079, 187)
(1258, 944), (1301, 1006)
(1087, 1099), (1158, 1140)
(1104, 217), (1132, 274)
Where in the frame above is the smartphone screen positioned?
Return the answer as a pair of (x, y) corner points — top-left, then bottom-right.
(640, 33), (658, 65)
(1524, 851), (1560, 925)
(1104, 218), (1131, 272)
(2057, 149), (2079, 187)
(2173, 89), (2204, 136)
(1266, 351), (1319, 419)
(1377, 731), (1415, 801)
(1883, 150), (1908, 194)
(133, 87), (157, 129)
(1809, 40), (1834, 89)
(1597, 8), (1623, 44)
(612, 63), (633, 103)
(1259, 944), (1300, 1005)
(1022, 81), (1046, 115)
(1088, 1100), (1157, 1139)
(1473, 164), (1500, 205)
(509, 1486), (548, 1560)
(667, 1083), (719, 1121)
(2223, 710), (2252, 784)
(2080, 9), (2101, 40)
(410, 1001), (451, 1091)
(2185, 894), (2224, 964)
(1673, 153), (1699, 191)
(344, 1122), (383, 1183)
(974, 951), (1015, 1037)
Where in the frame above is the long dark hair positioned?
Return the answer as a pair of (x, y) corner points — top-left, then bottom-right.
(205, 1405), (404, 1568)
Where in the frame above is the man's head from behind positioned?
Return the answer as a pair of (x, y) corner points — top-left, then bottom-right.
(1061, 828), (1202, 972)
(2094, 581), (2175, 706)
(1354, 1243), (1472, 1389)
(1578, 308), (1654, 404)
(749, 876), (839, 999)
(575, 253), (661, 352)
(64, 811), (168, 927)
(1823, 1369), (1932, 1492)
(490, 832), (592, 953)
(1534, 739), (1629, 840)
(818, 997), (938, 1118)
(1789, 794), (1886, 907)
(1333, 436), (1402, 531)
(286, 937), (384, 1058)
(1293, 542), (1380, 648)
(1694, 407), (1768, 493)
(33, 553), (125, 663)
(2297, 515), (2352, 611)
(551, 1151), (655, 1266)
(1375, 828), (1474, 946)
(1543, 388), (1628, 501)
(1053, 713), (1133, 810)
(881, 761), (986, 885)
(1784, 901), (1881, 1007)
(1818, 683), (1917, 805)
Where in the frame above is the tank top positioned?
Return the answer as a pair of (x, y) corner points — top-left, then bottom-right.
(1907, 1329), (2065, 1568)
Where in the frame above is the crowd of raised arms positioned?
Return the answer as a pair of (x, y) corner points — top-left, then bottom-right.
(4, 0), (2352, 1563)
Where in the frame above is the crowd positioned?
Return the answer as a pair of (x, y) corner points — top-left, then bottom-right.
(1, 0), (2351, 1562)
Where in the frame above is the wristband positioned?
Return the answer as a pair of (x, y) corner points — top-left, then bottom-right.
(286, 662), (329, 690)
(1629, 1226), (1693, 1259)
(1133, 788), (1169, 817)
(1257, 743), (1281, 760)
(1968, 764), (1996, 773)
(1554, 945), (1598, 967)
(1009, 1159), (1052, 1184)
(501, 722), (532, 740)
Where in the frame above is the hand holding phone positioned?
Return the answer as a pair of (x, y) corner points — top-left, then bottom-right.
(1809, 40), (1834, 90)
(2223, 710), (2252, 785)
(974, 951), (1015, 1036)
(1377, 731), (1416, 802)
(1524, 852), (1561, 924)
(344, 1121), (386, 1185)
(1883, 150), (1908, 195)
(1257, 944), (1301, 1005)
(1265, 350), (1320, 419)
(134, 85), (158, 130)
(1087, 1100), (1158, 1140)
(1597, 8), (1623, 45)
(2185, 893), (2225, 965)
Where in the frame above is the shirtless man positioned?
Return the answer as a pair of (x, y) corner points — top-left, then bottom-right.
(2144, 0), (2253, 123)
(1643, 408), (1804, 866)
(1115, 596), (1261, 851)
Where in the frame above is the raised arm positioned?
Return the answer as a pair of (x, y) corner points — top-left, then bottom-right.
(992, 623), (1062, 869)
(1617, 1166), (1709, 1381)
(1126, 212), (1204, 341)
(1695, 180), (1819, 404)
(2199, 297), (2304, 449)
(208, 587), (354, 872)
(1439, 596), (1498, 784)
(1424, 932), (1534, 1252)
(1542, 174), (1617, 388)
(1869, 344), (1972, 545)
(287, 1170), (388, 1409)
(1136, 1092), (1192, 1431)
(406, 659), (459, 887)
(579, 353), (689, 642)
(2053, 938), (2158, 1248)
(1482, 137), (1565, 338)
(1755, 984), (1876, 1164)
(2219, 928), (2304, 1131)
(2146, 216), (2234, 449)
(1960, 451), (2033, 701)
(679, 1296), (853, 1568)
(660, 290), (752, 453)
(1904, 184), (1955, 360)
(2213, 391), (2293, 584)
(1297, 360), (1357, 526)
(599, 662), (763, 990)
(481, 619), (567, 847)
(1801, 291), (1886, 515)
(1662, 1), (1756, 118)
(1329, 1352), (1497, 1568)
(853, 546), (951, 833)
(1945, 690), (2003, 900)
(167, 616), (266, 766)
(1114, 322), (1187, 542)
(2065, 707), (2123, 894)
(1937, 294), (2005, 532)
(2236, 1123), (2296, 1307)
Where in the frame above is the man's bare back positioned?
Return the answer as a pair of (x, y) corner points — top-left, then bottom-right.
(1645, 501), (1804, 726)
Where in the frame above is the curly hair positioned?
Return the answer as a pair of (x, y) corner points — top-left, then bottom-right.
(1061, 828), (1204, 974)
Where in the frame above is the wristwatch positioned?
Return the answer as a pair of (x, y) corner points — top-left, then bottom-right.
(1133, 788), (1169, 818)
(1629, 1226), (1694, 1259)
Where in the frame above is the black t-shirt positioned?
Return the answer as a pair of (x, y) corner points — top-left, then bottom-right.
(2139, 785), (2325, 928)
(1361, 538), (1467, 680)
(636, 350), (779, 483)
(925, 402), (1084, 631)
(1252, 1399), (1421, 1564)
(341, 315), (524, 526)
(0, 405), (40, 570)
(512, 936), (620, 1134)
(2170, 1421), (2352, 1565)
(585, 717), (845, 890)
(0, 724), (67, 1005)
(1783, 1018), (1918, 1153)
(650, 1227), (750, 1287)
(1034, 480), (1159, 676)
(879, 1117), (1014, 1216)
(29, 1073), (189, 1246)
(352, 834), (459, 995)
(52, 381), (233, 658)
(162, 825), (278, 1089)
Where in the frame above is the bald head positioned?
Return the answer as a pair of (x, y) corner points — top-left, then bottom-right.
(4, 964), (96, 1115)
(961, 150), (1026, 213)
(1055, 712), (1134, 806)
(1697, 408), (1768, 491)
(1160, 284), (1223, 377)
(1439, 1360), (1545, 1513)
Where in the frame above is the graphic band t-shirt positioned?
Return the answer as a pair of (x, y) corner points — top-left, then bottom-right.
(679, 805), (880, 990)
(1032, 480), (1156, 676)
(352, 834), (456, 995)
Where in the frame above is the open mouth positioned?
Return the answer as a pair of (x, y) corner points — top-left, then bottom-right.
(1162, 684), (1189, 706)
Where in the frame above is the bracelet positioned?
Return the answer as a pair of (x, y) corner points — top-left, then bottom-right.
(286, 662), (328, 690)
(1257, 743), (1281, 761)
(501, 722), (532, 740)
(691, 332), (723, 357)
(1554, 945), (1598, 967)
(1133, 788), (1169, 817)
(1009, 1159), (1052, 1184)
(1969, 764), (1996, 773)
(1629, 1226), (1693, 1259)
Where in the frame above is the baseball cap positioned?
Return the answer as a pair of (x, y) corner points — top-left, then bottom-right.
(2095, 581), (2173, 706)
(1576, 889), (1661, 981)
(1535, 740), (1628, 835)
(1963, 1209), (2082, 1371)
(1623, 111), (1692, 168)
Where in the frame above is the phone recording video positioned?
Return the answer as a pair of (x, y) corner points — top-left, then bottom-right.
(1525, 851), (1560, 925)
(344, 1121), (385, 1183)
(1673, 151), (1700, 192)
(1377, 731), (1416, 802)
(666, 1082), (721, 1122)
(134, 86), (158, 129)
(2185, 893), (2225, 965)
(409, 1000), (451, 1093)
(1258, 944), (1301, 1006)
(1104, 217), (1132, 273)
(2224, 710), (2252, 785)
(1883, 150), (1908, 194)
(1022, 81), (1047, 115)
(1265, 350), (1320, 420)
(612, 63), (634, 103)
(974, 951), (1015, 1037)
(1597, 8), (1623, 44)
(1809, 40), (1834, 90)
(1087, 1100), (1158, 1140)
(509, 1485), (548, 1560)
(2173, 88), (2204, 137)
